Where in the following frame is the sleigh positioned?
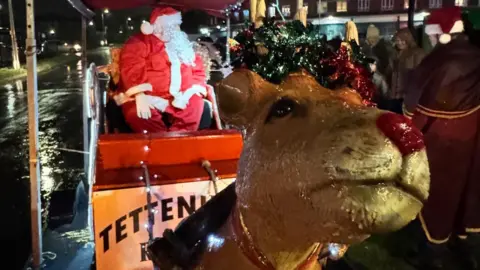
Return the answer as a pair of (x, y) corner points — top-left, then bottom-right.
(84, 49), (241, 270)
(24, 0), (248, 269)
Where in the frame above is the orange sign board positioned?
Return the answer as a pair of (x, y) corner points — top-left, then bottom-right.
(93, 179), (235, 270)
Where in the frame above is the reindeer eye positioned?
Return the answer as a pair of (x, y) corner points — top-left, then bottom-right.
(265, 97), (296, 123)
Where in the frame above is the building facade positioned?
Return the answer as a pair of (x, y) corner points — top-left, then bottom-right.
(227, 0), (479, 39)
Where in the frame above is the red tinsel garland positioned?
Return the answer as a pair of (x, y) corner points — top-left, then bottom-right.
(322, 46), (376, 106)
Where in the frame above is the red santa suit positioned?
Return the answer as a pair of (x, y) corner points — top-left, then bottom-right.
(117, 7), (207, 133)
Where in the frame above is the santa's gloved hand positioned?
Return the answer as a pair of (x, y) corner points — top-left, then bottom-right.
(150, 96), (169, 112)
(172, 97), (188, 110)
(135, 93), (154, 119)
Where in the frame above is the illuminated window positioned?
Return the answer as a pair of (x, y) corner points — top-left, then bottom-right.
(358, 0), (370, 11)
(404, 0), (417, 9)
(317, 1), (328, 14)
(234, 12), (240, 20)
(455, 0), (466, 6)
(381, 0), (394, 10)
(429, 0), (442, 8)
(336, 0), (347, 12)
(268, 6), (276, 17)
(282, 5), (291, 17)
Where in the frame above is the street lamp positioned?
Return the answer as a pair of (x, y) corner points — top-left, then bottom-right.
(89, 21), (94, 26)
(127, 17), (132, 21)
(101, 9), (110, 41)
(49, 29), (55, 35)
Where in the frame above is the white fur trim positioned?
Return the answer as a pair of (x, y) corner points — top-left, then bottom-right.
(171, 84), (207, 109)
(165, 46), (183, 100)
(141, 22), (154, 35)
(449, 20), (464, 34)
(439, 34), (451, 44)
(425, 24), (443, 35)
(113, 93), (134, 106)
(148, 95), (169, 112)
(125, 83), (153, 97)
(171, 97), (188, 110)
(155, 12), (182, 27)
(425, 20), (464, 35)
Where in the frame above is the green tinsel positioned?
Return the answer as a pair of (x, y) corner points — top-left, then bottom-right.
(230, 19), (370, 88)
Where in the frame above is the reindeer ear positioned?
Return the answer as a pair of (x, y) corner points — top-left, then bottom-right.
(217, 69), (277, 129)
(281, 71), (324, 91)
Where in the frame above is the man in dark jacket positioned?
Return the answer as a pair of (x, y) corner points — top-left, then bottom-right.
(361, 24), (394, 77)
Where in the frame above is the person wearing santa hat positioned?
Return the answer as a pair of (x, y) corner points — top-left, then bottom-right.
(116, 7), (209, 133)
(403, 7), (480, 269)
(424, 7), (466, 47)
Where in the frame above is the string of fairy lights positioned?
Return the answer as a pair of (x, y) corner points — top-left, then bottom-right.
(223, 1), (243, 16)
(137, 130), (220, 246)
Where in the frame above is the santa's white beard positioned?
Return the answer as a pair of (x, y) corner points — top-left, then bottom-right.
(156, 25), (196, 66)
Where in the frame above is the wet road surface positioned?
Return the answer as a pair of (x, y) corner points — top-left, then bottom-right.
(0, 50), (109, 268)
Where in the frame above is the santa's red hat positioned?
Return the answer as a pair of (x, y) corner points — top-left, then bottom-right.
(141, 7), (182, 35)
(425, 7), (464, 44)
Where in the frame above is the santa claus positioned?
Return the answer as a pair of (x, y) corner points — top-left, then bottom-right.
(117, 7), (208, 133)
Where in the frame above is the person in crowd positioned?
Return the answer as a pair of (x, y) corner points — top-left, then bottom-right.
(327, 36), (343, 51)
(403, 7), (480, 269)
(368, 57), (389, 107)
(361, 24), (394, 77)
(385, 28), (425, 114)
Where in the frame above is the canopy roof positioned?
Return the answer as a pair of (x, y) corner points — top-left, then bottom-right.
(68, 0), (245, 18)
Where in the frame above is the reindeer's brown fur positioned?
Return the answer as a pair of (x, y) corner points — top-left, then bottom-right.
(194, 70), (430, 269)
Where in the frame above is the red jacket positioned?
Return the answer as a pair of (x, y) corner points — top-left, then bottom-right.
(119, 33), (207, 110)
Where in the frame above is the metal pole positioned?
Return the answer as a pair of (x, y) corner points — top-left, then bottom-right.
(8, 0), (20, 69)
(226, 16), (231, 64)
(101, 12), (105, 41)
(407, 0), (415, 31)
(82, 17), (89, 175)
(25, 0), (42, 268)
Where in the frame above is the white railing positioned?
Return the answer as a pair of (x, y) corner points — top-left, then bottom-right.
(83, 62), (102, 241)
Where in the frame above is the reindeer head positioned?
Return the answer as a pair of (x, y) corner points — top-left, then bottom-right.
(217, 69), (430, 252)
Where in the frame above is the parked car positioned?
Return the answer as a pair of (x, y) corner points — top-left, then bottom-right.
(41, 40), (82, 54)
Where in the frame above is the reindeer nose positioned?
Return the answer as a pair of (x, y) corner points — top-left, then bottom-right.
(376, 113), (425, 156)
